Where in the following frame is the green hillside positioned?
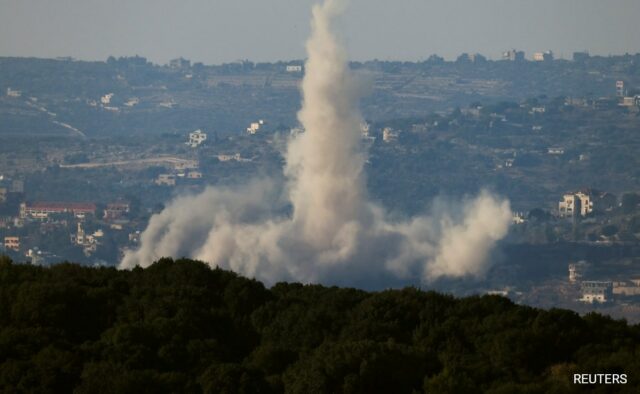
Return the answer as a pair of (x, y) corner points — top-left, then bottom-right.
(0, 256), (637, 393)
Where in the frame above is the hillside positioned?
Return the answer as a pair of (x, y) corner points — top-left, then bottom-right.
(0, 256), (638, 393)
(2, 54), (638, 137)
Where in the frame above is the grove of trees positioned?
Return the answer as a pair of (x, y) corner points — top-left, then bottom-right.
(0, 256), (638, 393)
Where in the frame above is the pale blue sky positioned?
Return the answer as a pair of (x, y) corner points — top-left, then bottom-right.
(1, 0), (639, 64)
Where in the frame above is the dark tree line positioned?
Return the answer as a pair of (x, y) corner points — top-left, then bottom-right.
(0, 255), (638, 393)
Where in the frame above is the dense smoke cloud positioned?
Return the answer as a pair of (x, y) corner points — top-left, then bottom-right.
(121, 0), (512, 287)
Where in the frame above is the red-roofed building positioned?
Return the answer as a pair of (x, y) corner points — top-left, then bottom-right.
(20, 202), (96, 220)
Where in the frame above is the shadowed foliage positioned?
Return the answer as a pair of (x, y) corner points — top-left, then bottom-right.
(0, 255), (638, 393)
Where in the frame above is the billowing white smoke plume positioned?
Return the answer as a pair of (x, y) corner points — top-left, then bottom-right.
(121, 0), (512, 287)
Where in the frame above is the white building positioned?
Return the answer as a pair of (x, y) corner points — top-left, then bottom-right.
(382, 127), (398, 143)
(547, 147), (565, 155)
(124, 97), (139, 107)
(559, 192), (593, 218)
(569, 261), (589, 283)
(101, 93), (114, 105)
(4, 236), (20, 251)
(188, 129), (207, 147)
(612, 280), (640, 296)
(512, 212), (526, 224)
(218, 153), (242, 162)
(360, 122), (370, 137)
(533, 51), (553, 61)
(286, 65), (303, 73)
(70, 222), (101, 256)
(616, 80), (626, 97)
(580, 281), (613, 303)
(502, 49), (524, 61)
(247, 120), (265, 134)
(6, 88), (21, 98)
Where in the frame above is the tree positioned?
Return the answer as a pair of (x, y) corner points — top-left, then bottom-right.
(0, 258), (639, 392)
(621, 193), (640, 214)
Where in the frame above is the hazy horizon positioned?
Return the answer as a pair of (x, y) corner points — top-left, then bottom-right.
(1, 0), (640, 65)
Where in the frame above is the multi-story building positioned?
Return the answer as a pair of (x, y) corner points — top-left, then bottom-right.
(572, 51), (590, 62)
(286, 65), (303, 73)
(169, 57), (191, 69)
(188, 129), (207, 147)
(620, 96), (637, 107)
(612, 280), (640, 296)
(382, 127), (398, 143)
(580, 281), (613, 303)
(218, 153), (242, 162)
(6, 88), (21, 97)
(20, 202), (96, 220)
(559, 192), (593, 218)
(502, 49), (525, 62)
(568, 261), (589, 283)
(247, 120), (264, 135)
(616, 80), (626, 97)
(174, 160), (199, 171)
(3, 236), (20, 251)
(100, 93), (114, 105)
(155, 174), (176, 186)
(547, 147), (565, 155)
(70, 222), (100, 256)
(103, 202), (130, 221)
(533, 51), (553, 61)
(11, 180), (24, 193)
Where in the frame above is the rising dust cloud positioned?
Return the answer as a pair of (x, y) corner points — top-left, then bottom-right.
(120, 0), (512, 287)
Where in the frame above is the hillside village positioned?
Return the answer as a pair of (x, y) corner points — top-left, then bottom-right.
(1, 53), (640, 319)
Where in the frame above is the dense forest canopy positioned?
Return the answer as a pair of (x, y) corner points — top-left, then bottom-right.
(0, 255), (638, 393)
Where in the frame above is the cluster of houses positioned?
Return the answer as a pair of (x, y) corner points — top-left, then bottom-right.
(2, 199), (137, 263)
(558, 189), (617, 218)
(569, 261), (640, 304)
